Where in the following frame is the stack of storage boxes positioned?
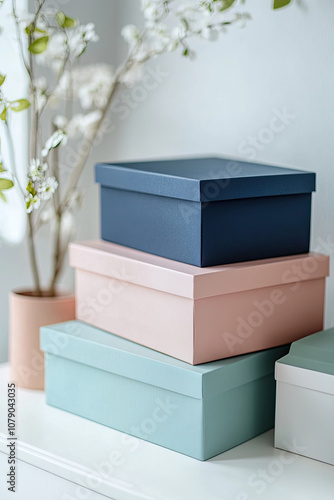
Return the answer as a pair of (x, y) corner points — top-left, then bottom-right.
(41, 157), (330, 460)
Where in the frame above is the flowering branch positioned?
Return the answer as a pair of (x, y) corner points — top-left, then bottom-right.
(0, 0), (252, 296)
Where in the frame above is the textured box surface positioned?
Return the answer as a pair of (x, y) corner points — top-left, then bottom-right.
(70, 240), (329, 364)
(41, 321), (290, 461)
(275, 328), (334, 465)
(95, 157), (316, 266)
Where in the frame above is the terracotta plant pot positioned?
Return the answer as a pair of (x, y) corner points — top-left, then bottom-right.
(9, 289), (75, 390)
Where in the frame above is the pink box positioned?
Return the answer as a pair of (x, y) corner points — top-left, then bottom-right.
(70, 240), (329, 365)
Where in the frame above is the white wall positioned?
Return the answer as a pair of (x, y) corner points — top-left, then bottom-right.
(1, 0), (334, 361)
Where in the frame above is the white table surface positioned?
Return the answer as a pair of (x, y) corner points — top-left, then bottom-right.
(0, 363), (333, 500)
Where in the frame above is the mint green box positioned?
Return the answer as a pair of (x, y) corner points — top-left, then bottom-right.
(41, 321), (289, 460)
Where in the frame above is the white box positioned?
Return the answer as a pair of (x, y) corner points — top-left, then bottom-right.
(274, 328), (334, 465)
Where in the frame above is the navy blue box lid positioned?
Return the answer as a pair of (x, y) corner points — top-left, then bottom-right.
(95, 157), (316, 202)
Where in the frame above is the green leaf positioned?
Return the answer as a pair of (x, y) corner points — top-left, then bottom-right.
(35, 26), (47, 34)
(0, 163), (5, 173)
(26, 181), (36, 196)
(10, 99), (30, 112)
(25, 24), (33, 36)
(182, 18), (189, 29)
(56, 11), (77, 28)
(216, 0), (236, 12)
(28, 36), (49, 54)
(56, 11), (66, 27)
(0, 178), (14, 190)
(0, 107), (7, 121)
(0, 191), (7, 202)
(25, 23), (47, 36)
(0, 73), (5, 86)
(63, 16), (77, 28)
(183, 48), (189, 56)
(273, 0), (291, 9)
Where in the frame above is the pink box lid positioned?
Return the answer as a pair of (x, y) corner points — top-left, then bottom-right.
(69, 240), (329, 300)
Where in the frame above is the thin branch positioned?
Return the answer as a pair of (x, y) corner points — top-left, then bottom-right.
(60, 78), (120, 210)
(33, 0), (46, 25)
(27, 213), (41, 294)
(28, 35), (38, 160)
(49, 212), (62, 296)
(39, 43), (70, 117)
(51, 125), (60, 212)
(12, 0), (45, 295)
(59, 45), (146, 210)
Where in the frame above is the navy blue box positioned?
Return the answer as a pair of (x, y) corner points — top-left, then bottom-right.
(95, 157), (316, 267)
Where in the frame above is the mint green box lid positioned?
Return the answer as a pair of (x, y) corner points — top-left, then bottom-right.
(277, 328), (334, 376)
(41, 321), (289, 400)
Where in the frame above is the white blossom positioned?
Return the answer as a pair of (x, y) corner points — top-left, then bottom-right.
(75, 65), (114, 109)
(196, 10), (219, 40)
(66, 114), (82, 139)
(171, 25), (187, 42)
(54, 114), (83, 139)
(140, 0), (166, 23)
(54, 111), (102, 139)
(55, 64), (114, 110)
(26, 159), (58, 212)
(25, 193), (41, 213)
(38, 176), (58, 201)
(28, 159), (48, 181)
(53, 115), (68, 130)
(36, 23), (99, 72)
(121, 25), (140, 47)
(131, 43), (152, 63)
(145, 24), (171, 53)
(176, 4), (206, 17)
(58, 111), (102, 138)
(36, 32), (68, 72)
(42, 130), (68, 157)
(68, 23), (99, 58)
(81, 110), (102, 136)
(82, 23), (99, 42)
